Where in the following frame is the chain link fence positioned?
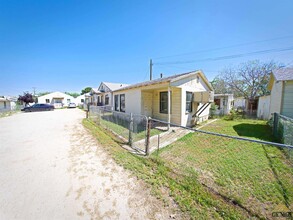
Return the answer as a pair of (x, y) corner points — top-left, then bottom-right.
(88, 106), (293, 219)
(89, 106), (148, 153)
(149, 118), (293, 219)
(272, 113), (293, 145)
(272, 113), (293, 161)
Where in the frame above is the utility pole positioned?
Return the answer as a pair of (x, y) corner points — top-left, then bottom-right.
(150, 59), (153, 80)
(32, 87), (36, 96)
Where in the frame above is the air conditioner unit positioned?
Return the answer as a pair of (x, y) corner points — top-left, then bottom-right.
(193, 91), (214, 103)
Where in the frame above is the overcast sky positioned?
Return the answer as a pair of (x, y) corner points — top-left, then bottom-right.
(1, 0), (293, 96)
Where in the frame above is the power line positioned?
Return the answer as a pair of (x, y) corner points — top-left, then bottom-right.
(154, 35), (293, 60)
(155, 46), (293, 65)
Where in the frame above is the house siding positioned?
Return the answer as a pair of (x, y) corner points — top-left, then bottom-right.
(281, 81), (293, 118)
(173, 75), (212, 126)
(257, 95), (271, 120)
(152, 87), (181, 125)
(141, 91), (153, 116)
(113, 89), (141, 115)
(269, 81), (283, 115)
(0, 100), (11, 112)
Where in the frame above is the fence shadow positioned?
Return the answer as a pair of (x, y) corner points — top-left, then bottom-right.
(233, 123), (273, 142)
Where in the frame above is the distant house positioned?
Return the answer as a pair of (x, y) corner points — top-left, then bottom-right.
(0, 96), (11, 112)
(257, 95), (271, 120)
(90, 82), (129, 108)
(90, 88), (102, 106)
(214, 94), (234, 115)
(268, 68), (293, 118)
(38, 92), (75, 108)
(112, 70), (214, 126)
(234, 97), (247, 110)
(75, 94), (85, 107)
(84, 92), (91, 109)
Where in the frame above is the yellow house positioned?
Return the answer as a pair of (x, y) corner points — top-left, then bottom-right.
(112, 70), (214, 127)
(268, 68), (293, 118)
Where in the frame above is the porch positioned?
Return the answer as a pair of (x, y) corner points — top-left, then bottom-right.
(140, 84), (182, 125)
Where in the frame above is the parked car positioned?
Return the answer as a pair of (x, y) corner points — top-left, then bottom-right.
(68, 103), (76, 108)
(21, 104), (54, 112)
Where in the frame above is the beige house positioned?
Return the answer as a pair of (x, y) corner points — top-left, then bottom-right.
(268, 68), (293, 118)
(113, 70), (214, 127)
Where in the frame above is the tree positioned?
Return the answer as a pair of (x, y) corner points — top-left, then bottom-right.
(38, 92), (51, 97)
(214, 60), (281, 99)
(210, 77), (229, 94)
(65, 92), (80, 98)
(18, 92), (35, 106)
(81, 87), (92, 95)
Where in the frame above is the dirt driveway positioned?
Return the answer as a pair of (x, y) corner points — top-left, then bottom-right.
(0, 109), (176, 220)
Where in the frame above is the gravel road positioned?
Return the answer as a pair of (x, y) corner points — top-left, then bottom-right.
(0, 109), (177, 220)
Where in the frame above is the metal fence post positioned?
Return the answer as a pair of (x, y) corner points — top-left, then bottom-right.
(273, 112), (279, 138)
(145, 118), (151, 156)
(129, 113), (133, 147)
(98, 108), (101, 125)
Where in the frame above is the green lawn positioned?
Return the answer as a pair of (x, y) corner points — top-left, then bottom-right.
(158, 119), (293, 219)
(83, 118), (293, 219)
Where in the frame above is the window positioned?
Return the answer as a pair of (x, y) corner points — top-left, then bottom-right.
(97, 96), (100, 103)
(120, 94), (125, 112)
(67, 99), (70, 103)
(160, 92), (168, 114)
(114, 95), (119, 111)
(105, 95), (109, 105)
(45, 99), (50, 103)
(223, 99), (226, 106)
(4, 101), (6, 109)
(81, 99), (84, 103)
(186, 92), (193, 113)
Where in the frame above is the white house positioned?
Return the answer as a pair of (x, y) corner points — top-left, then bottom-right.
(214, 94), (234, 115)
(0, 96), (11, 112)
(90, 82), (129, 108)
(268, 68), (293, 118)
(257, 95), (271, 120)
(234, 97), (247, 110)
(38, 92), (75, 108)
(112, 70), (214, 127)
(84, 92), (91, 109)
(75, 94), (86, 107)
(90, 88), (101, 106)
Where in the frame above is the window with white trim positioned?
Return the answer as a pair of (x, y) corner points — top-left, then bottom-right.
(120, 94), (125, 112)
(160, 92), (168, 114)
(114, 95), (119, 111)
(186, 92), (193, 113)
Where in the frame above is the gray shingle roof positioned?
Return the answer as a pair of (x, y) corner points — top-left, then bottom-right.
(114, 70), (209, 92)
(103, 82), (129, 91)
(273, 68), (293, 81)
